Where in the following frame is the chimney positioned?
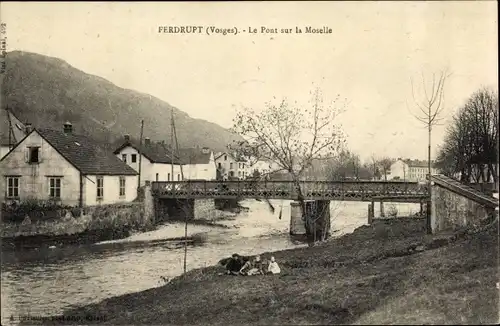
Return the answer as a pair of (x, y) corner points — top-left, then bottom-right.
(124, 134), (130, 142)
(144, 137), (151, 146)
(25, 122), (33, 134)
(63, 122), (73, 134)
(201, 147), (210, 154)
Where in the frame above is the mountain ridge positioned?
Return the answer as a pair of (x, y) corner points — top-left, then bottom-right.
(1, 50), (242, 151)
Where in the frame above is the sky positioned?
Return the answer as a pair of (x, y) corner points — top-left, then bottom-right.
(2, 1), (498, 161)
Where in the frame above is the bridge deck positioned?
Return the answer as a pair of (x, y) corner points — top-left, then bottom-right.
(431, 175), (499, 208)
(151, 180), (428, 202)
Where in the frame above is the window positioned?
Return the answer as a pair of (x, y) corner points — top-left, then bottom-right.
(238, 171), (241, 177)
(6, 177), (19, 198)
(177, 174), (181, 181)
(119, 177), (126, 197)
(131, 154), (137, 163)
(27, 146), (40, 164)
(122, 154), (127, 163)
(156, 173), (159, 181)
(97, 177), (104, 199)
(49, 177), (62, 199)
(224, 155), (227, 161)
(167, 173), (171, 181)
(230, 163), (233, 169)
(218, 163), (222, 169)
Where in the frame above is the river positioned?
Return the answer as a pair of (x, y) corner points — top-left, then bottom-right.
(1, 199), (419, 325)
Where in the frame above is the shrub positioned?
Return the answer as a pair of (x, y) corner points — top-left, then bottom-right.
(387, 205), (398, 218)
(1, 199), (73, 223)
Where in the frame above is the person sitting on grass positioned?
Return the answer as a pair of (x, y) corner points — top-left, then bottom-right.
(253, 255), (264, 275)
(224, 254), (245, 275)
(239, 257), (253, 275)
(266, 256), (281, 275)
(244, 255), (264, 276)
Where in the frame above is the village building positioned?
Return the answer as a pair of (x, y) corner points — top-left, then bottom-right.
(390, 158), (439, 182)
(214, 151), (248, 180)
(248, 160), (281, 177)
(177, 147), (217, 180)
(113, 135), (184, 185)
(0, 123), (138, 206)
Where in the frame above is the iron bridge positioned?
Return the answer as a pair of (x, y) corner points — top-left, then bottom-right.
(151, 180), (429, 202)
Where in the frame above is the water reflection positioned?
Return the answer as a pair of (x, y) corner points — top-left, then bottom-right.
(1, 200), (418, 325)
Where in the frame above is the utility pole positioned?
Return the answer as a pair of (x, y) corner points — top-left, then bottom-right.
(137, 120), (144, 193)
(171, 108), (188, 274)
(170, 110), (174, 181)
(5, 107), (15, 150)
(172, 112), (184, 180)
(427, 110), (432, 234)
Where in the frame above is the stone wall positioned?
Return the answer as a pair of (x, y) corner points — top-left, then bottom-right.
(1, 202), (145, 238)
(193, 199), (216, 220)
(431, 185), (494, 233)
(1, 185), (154, 239)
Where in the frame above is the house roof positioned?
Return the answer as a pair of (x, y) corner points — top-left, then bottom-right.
(0, 109), (27, 146)
(402, 159), (436, 168)
(36, 128), (138, 175)
(177, 148), (212, 164)
(113, 140), (182, 164)
(215, 151), (246, 162)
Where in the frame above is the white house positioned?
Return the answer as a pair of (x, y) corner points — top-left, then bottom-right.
(178, 147), (217, 180)
(0, 123), (138, 206)
(114, 135), (184, 185)
(390, 158), (439, 181)
(248, 160), (281, 176)
(0, 108), (29, 159)
(214, 151), (248, 180)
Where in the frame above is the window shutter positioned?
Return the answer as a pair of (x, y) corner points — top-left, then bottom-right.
(25, 148), (29, 163)
(38, 147), (43, 163)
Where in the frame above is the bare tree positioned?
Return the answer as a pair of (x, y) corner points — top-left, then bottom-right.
(436, 87), (499, 187)
(374, 157), (394, 181)
(369, 155), (382, 180)
(326, 150), (365, 180)
(408, 69), (451, 234)
(230, 87), (347, 242)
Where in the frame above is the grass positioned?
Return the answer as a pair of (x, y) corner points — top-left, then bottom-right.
(37, 217), (498, 325)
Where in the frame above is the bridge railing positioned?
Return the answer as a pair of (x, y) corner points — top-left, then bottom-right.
(298, 180), (426, 196)
(151, 180), (427, 199)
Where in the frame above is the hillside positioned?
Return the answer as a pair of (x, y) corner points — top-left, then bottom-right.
(1, 51), (242, 151)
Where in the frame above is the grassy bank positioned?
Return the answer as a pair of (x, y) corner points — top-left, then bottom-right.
(38, 217), (498, 325)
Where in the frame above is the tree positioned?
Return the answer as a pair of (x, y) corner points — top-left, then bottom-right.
(408, 69), (451, 234)
(230, 88), (347, 242)
(369, 156), (394, 181)
(359, 162), (375, 180)
(436, 87), (499, 186)
(327, 150), (363, 180)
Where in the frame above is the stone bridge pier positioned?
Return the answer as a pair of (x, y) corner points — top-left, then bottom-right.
(154, 198), (215, 223)
(290, 200), (331, 242)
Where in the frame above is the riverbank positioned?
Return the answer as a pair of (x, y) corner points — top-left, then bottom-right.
(39, 216), (498, 325)
(1, 209), (238, 252)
